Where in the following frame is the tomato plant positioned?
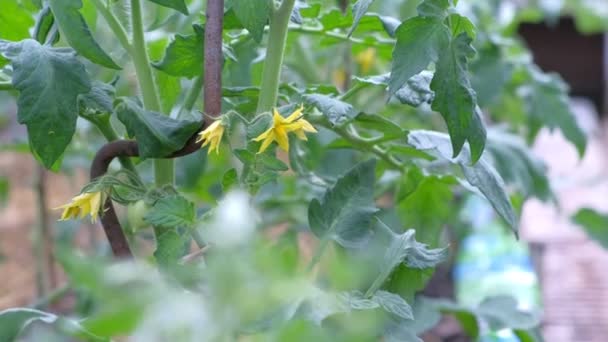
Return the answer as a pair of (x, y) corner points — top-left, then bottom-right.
(0, 0), (604, 341)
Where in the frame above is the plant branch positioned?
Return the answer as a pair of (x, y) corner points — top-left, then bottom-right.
(256, 0), (296, 113)
(181, 75), (204, 114)
(91, 0), (132, 54)
(90, 0), (225, 258)
(311, 116), (403, 170)
(289, 25), (394, 48)
(0, 81), (13, 91)
(83, 114), (139, 174)
(130, 0), (173, 186)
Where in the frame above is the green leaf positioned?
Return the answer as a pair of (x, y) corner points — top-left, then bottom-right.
(0, 1), (35, 41)
(430, 33), (484, 161)
(79, 81), (115, 115)
(115, 98), (200, 158)
(230, 0), (273, 42)
(154, 227), (190, 266)
(144, 195), (195, 228)
(572, 208), (608, 249)
(520, 68), (586, 156)
(348, 0), (375, 37)
(470, 45), (513, 108)
(308, 159), (377, 249)
(1, 39), (91, 168)
(366, 219), (447, 296)
(49, 0), (120, 69)
(486, 130), (552, 201)
(0, 308), (53, 341)
(397, 169), (454, 246)
(304, 94), (358, 126)
(146, 0), (188, 15)
(408, 130), (518, 234)
(388, 17), (448, 95)
(33, 5), (56, 44)
(355, 72), (434, 107)
(353, 113), (404, 141)
(370, 291), (413, 320)
(222, 168), (238, 191)
(0, 308), (102, 342)
(476, 296), (540, 331)
(153, 24), (204, 78)
(416, 0), (451, 18)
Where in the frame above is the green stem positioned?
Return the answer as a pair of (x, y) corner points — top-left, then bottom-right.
(256, 0), (297, 113)
(340, 81), (367, 101)
(130, 0), (173, 186)
(0, 81), (13, 91)
(91, 0), (132, 54)
(289, 25), (394, 48)
(311, 116), (403, 170)
(181, 75), (204, 113)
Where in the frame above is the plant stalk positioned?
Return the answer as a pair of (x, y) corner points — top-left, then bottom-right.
(87, 115), (139, 174)
(256, 0), (297, 113)
(91, 0), (132, 54)
(182, 75), (205, 114)
(130, 0), (174, 186)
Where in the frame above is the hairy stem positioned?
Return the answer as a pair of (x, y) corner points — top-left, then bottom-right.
(182, 75), (204, 114)
(256, 0), (296, 113)
(130, 0), (174, 186)
(91, 0), (132, 54)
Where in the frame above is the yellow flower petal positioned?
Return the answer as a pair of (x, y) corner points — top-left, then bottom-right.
(252, 106), (317, 153)
(198, 119), (225, 155)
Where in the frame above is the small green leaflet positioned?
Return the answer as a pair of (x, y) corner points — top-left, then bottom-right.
(146, 0), (188, 15)
(421, 296), (541, 340)
(308, 159), (378, 255)
(390, 2), (484, 161)
(407, 130), (518, 234)
(153, 25), (204, 78)
(0, 308), (103, 342)
(116, 98), (201, 158)
(229, 0), (273, 42)
(301, 289), (412, 323)
(572, 208), (608, 249)
(303, 94), (358, 126)
(354, 72), (434, 107)
(1, 39), (91, 168)
(33, 5), (56, 44)
(79, 81), (115, 115)
(389, 16), (448, 95)
(144, 195), (196, 228)
(430, 33), (485, 161)
(486, 130), (552, 201)
(49, 0), (120, 69)
(366, 219), (447, 297)
(397, 169), (454, 246)
(348, 0), (375, 37)
(520, 67), (586, 157)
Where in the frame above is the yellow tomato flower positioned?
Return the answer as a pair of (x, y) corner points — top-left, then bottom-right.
(355, 48), (376, 74)
(253, 106), (317, 153)
(55, 191), (105, 223)
(196, 119), (225, 155)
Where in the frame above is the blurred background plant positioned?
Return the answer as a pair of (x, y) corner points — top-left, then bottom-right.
(0, 0), (607, 341)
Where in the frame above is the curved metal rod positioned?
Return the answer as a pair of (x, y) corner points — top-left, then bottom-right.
(90, 0), (224, 258)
